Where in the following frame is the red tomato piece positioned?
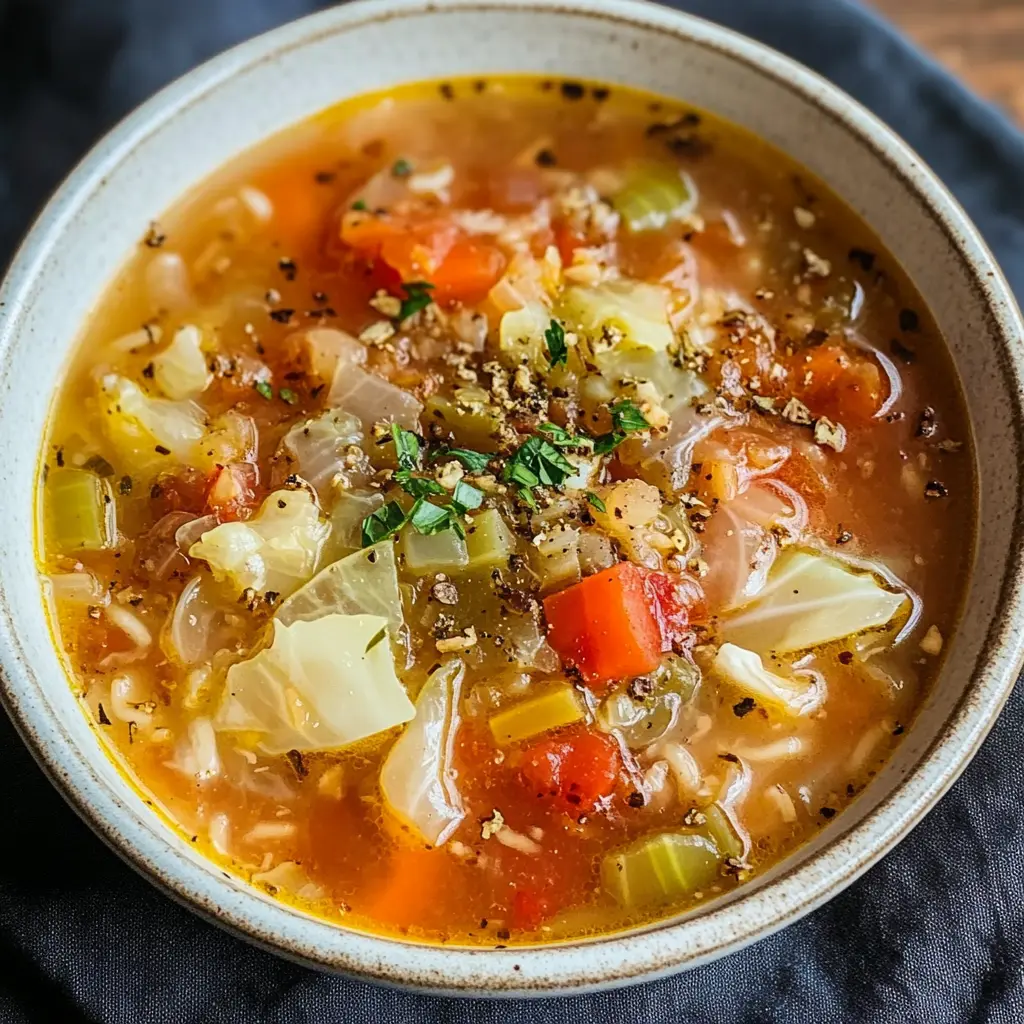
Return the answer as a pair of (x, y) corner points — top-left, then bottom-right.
(792, 344), (885, 424)
(643, 571), (705, 647)
(510, 887), (554, 931)
(520, 727), (621, 812)
(543, 562), (663, 686)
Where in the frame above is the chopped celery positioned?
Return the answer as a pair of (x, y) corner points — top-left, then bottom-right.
(402, 526), (469, 576)
(489, 684), (584, 745)
(700, 802), (745, 860)
(612, 164), (696, 233)
(424, 394), (501, 452)
(465, 508), (516, 570)
(559, 281), (674, 354)
(45, 468), (117, 552)
(602, 831), (720, 910)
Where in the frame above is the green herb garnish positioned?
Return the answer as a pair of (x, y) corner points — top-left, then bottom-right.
(431, 446), (491, 474)
(409, 499), (463, 537)
(398, 280), (435, 321)
(544, 318), (567, 367)
(586, 491), (607, 513)
(392, 158), (413, 178)
(390, 423), (421, 471)
(452, 480), (484, 513)
(361, 501), (408, 546)
(254, 380), (274, 401)
(537, 422), (593, 448)
(517, 486), (537, 509)
(593, 432), (624, 455)
(502, 436), (576, 504)
(611, 399), (650, 433)
(279, 388), (298, 405)
(351, 198), (368, 211)
(365, 626), (388, 653)
(395, 472), (447, 499)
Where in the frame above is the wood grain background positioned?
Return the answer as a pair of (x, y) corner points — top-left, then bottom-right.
(871, 0), (1024, 124)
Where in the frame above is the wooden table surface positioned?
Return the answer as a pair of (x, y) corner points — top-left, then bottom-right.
(871, 0), (1024, 124)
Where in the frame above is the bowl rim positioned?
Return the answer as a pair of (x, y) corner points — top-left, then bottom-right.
(2, 0), (1023, 998)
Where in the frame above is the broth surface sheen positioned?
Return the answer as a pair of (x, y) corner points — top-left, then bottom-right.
(38, 77), (974, 946)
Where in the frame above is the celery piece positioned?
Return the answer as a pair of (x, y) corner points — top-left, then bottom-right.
(465, 508), (516, 570)
(489, 684), (584, 745)
(602, 831), (720, 910)
(612, 164), (696, 233)
(700, 802), (745, 860)
(424, 394), (501, 452)
(531, 523), (581, 594)
(46, 468), (116, 553)
(402, 526), (469, 576)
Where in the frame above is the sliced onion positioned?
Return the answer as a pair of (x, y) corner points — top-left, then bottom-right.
(846, 333), (904, 419)
(105, 604), (153, 649)
(46, 572), (107, 606)
(175, 514), (219, 555)
(162, 574), (244, 666)
(136, 512), (196, 581)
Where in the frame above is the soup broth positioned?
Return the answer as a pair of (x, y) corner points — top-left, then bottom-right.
(38, 77), (973, 944)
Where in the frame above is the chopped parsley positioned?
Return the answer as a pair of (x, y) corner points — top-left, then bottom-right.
(502, 436), (575, 504)
(544, 318), (567, 366)
(395, 472), (447, 499)
(391, 423), (422, 471)
(586, 491), (606, 513)
(431, 446), (491, 474)
(537, 422), (593, 448)
(392, 157), (413, 178)
(452, 480), (484, 512)
(593, 399), (651, 453)
(279, 387), (298, 405)
(398, 280), (435, 321)
(365, 626), (388, 653)
(409, 498), (464, 538)
(254, 380), (274, 401)
(360, 500), (408, 546)
(351, 198), (368, 211)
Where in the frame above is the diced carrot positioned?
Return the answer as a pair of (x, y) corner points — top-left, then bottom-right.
(520, 726), (621, 812)
(543, 562), (663, 686)
(430, 239), (507, 303)
(259, 168), (325, 243)
(792, 344), (884, 424)
(367, 845), (448, 930)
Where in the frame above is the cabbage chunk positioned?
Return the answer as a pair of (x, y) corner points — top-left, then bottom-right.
(151, 325), (212, 400)
(380, 660), (465, 845)
(189, 489), (328, 597)
(723, 550), (910, 654)
(277, 541), (403, 638)
(559, 281), (675, 354)
(712, 643), (823, 716)
(216, 613), (414, 754)
(279, 409), (369, 501)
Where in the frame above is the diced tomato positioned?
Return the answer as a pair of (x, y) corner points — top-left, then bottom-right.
(510, 887), (554, 931)
(520, 726), (621, 812)
(543, 562), (663, 686)
(643, 571), (705, 646)
(552, 220), (587, 265)
(791, 344), (885, 424)
(151, 466), (210, 516)
(205, 462), (258, 522)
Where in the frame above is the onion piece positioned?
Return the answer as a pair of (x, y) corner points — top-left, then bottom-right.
(162, 574), (245, 666)
(46, 571), (107, 606)
(174, 514), (219, 555)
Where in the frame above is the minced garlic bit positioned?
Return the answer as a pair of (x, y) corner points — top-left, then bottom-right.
(813, 416), (847, 452)
(802, 248), (832, 278)
(369, 290), (402, 318)
(358, 320), (396, 347)
(793, 206), (816, 229)
(781, 397), (813, 426)
(919, 624), (944, 656)
(481, 808), (505, 840)
(436, 626), (478, 653)
(434, 459), (465, 491)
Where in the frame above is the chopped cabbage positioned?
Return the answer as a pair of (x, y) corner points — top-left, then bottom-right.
(151, 325), (211, 400)
(723, 550), (910, 654)
(498, 301), (550, 371)
(277, 541), (403, 638)
(612, 164), (697, 233)
(712, 643), (824, 715)
(98, 374), (207, 474)
(328, 357), (423, 431)
(280, 409), (369, 502)
(189, 489), (328, 597)
(217, 613), (414, 753)
(559, 280), (675, 354)
(380, 660), (465, 845)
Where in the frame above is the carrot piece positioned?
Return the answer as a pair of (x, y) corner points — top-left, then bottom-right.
(520, 726), (621, 812)
(430, 239), (507, 303)
(258, 168), (325, 243)
(367, 845), (448, 930)
(543, 562), (663, 686)
(793, 344), (884, 424)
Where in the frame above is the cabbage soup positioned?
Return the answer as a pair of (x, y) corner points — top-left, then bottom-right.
(39, 78), (973, 944)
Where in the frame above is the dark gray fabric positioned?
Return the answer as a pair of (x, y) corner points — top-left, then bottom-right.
(1, 1), (1022, 1021)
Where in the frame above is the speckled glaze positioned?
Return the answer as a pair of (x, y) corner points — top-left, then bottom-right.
(0, 0), (1022, 997)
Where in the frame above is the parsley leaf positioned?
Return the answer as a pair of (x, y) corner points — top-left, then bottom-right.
(361, 501), (408, 546)
(395, 471), (446, 499)
(392, 158), (413, 178)
(398, 280), (435, 321)
(351, 198), (368, 211)
(517, 486), (537, 509)
(504, 459), (540, 489)
(544, 319), (567, 367)
(409, 499), (462, 537)
(611, 399), (650, 434)
(537, 422), (594, 448)
(431, 446), (491, 474)
(586, 491), (607, 513)
(452, 480), (484, 513)
(593, 431), (624, 455)
(279, 387), (298, 405)
(390, 423), (421, 471)
(254, 380), (273, 401)
(365, 625), (388, 653)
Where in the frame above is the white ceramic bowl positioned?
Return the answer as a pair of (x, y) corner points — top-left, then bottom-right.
(1, 0), (1022, 997)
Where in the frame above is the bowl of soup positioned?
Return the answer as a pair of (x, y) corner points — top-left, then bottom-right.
(1, 0), (1023, 997)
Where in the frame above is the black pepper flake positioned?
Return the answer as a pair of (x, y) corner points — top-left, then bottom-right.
(97, 703), (111, 726)
(838, 651), (854, 665)
(899, 308), (920, 332)
(285, 749), (308, 779)
(560, 81), (585, 100)
(627, 676), (654, 701)
(119, 476), (133, 497)
(627, 791), (645, 808)
(718, 752), (740, 764)
(496, 928), (511, 941)
(592, 86), (610, 101)
(893, 723), (905, 736)
(819, 807), (836, 819)
(314, 170), (336, 184)
(916, 407), (937, 438)
(144, 222), (166, 248)
(55, 447), (65, 468)
(473, 79), (486, 93)
(535, 148), (558, 168)
(924, 480), (949, 500)
(836, 528), (853, 545)
(439, 82), (455, 100)
(889, 338), (916, 364)
(269, 308), (295, 324)
(804, 328), (829, 346)
(732, 697), (756, 718)
(154, 444), (171, 456)
(278, 257), (298, 281)
(848, 247), (876, 272)
(141, 362), (155, 379)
